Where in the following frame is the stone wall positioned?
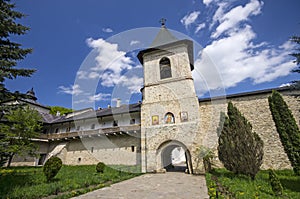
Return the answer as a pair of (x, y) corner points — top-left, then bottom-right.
(198, 89), (300, 170)
(56, 133), (141, 166)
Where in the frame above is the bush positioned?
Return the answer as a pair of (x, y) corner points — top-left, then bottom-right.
(268, 169), (283, 196)
(96, 162), (105, 173)
(218, 102), (264, 179)
(43, 156), (62, 182)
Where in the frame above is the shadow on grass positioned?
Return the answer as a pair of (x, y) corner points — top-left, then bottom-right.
(210, 169), (252, 181)
(0, 172), (33, 196)
(280, 178), (300, 192)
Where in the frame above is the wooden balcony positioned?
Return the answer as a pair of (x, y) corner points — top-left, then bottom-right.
(39, 124), (141, 141)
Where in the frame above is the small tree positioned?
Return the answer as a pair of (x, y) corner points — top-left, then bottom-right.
(218, 102), (264, 179)
(43, 156), (62, 182)
(0, 106), (42, 167)
(268, 169), (283, 196)
(268, 90), (300, 175)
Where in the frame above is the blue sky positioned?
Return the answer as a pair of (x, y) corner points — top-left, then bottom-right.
(6, 0), (300, 109)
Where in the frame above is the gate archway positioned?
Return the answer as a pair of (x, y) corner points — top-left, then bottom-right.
(156, 140), (193, 174)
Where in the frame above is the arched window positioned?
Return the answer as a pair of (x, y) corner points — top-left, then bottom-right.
(164, 112), (175, 124)
(160, 57), (172, 79)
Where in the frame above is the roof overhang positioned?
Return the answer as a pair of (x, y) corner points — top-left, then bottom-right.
(137, 39), (194, 71)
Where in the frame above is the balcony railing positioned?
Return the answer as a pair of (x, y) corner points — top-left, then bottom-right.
(39, 124), (141, 140)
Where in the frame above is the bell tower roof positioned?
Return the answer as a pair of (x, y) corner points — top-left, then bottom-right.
(137, 19), (194, 71)
(150, 19), (178, 48)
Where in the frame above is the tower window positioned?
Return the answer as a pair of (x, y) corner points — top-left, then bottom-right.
(160, 57), (172, 79)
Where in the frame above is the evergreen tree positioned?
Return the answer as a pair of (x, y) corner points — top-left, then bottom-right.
(0, 0), (35, 104)
(268, 90), (300, 175)
(218, 102), (264, 179)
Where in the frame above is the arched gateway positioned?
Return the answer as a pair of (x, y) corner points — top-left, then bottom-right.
(156, 140), (193, 173)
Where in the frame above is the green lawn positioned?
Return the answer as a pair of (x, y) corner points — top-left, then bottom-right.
(0, 165), (141, 199)
(206, 169), (300, 199)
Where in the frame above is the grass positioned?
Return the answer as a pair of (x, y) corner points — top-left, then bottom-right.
(0, 164), (141, 199)
(206, 168), (300, 199)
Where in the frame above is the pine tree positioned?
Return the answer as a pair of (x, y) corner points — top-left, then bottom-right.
(218, 101), (264, 179)
(268, 90), (300, 175)
(0, 0), (35, 103)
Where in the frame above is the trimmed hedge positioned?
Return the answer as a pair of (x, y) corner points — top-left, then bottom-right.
(43, 156), (62, 182)
(268, 90), (300, 175)
(96, 162), (105, 173)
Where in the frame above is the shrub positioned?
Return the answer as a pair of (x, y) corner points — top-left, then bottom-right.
(218, 102), (264, 179)
(43, 156), (62, 182)
(96, 162), (106, 173)
(268, 90), (300, 175)
(268, 169), (283, 196)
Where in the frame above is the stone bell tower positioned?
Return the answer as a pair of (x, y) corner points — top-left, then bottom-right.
(137, 20), (201, 173)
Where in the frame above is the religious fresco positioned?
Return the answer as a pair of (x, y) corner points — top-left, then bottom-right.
(164, 112), (175, 124)
(180, 112), (188, 122)
(152, 115), (159, 125)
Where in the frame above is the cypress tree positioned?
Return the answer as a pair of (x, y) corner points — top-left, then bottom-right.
(268, 90), (300, 175)
(218, 101), (264, 179)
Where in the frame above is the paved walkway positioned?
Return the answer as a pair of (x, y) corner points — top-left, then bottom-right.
(72, 172), (209, 199)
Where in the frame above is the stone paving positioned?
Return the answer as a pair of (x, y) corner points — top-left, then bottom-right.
(72, 172), (209, 199)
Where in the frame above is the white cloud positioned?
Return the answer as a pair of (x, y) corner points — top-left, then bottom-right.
(78, 38), (144, 95)
(86, 38), (133, 74)
(88, 93), (111, 102)
(193, 25), (296, 95)
(102, 27), (113, 33)
(279, 83), (292, 87)
(58, 84), (83, 96)
(211, 0), (263, 38)
(130, 40), (140, 46)
(203, 0), (214, 6)
(181, 11), (201, 28)
(195, 23), (206, 33)
(76, 70), (88, 79)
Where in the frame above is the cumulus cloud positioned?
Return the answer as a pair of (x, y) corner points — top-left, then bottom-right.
(102, 27), (113, 33)
(181, 11), (201, 28)
(193, 25), (296, 94)
(58, 84), (83, 96)
(72, 38), (143, 96)
(211, 0), (263, 38)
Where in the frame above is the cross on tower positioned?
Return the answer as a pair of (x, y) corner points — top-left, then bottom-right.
(159, 18), (166, 27)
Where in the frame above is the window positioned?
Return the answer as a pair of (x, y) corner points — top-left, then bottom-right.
(131, 146), (135, 152)
(91, 124), (95, 129)
(160, 57), (172, 79)
(113, 120), (118, 127)
(76, 126), (80, 131)
(164, 112), (175, 124)
(55, 128), (59, 133)
(130, 119), (136, 124)
(66, 127), (70, 132)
